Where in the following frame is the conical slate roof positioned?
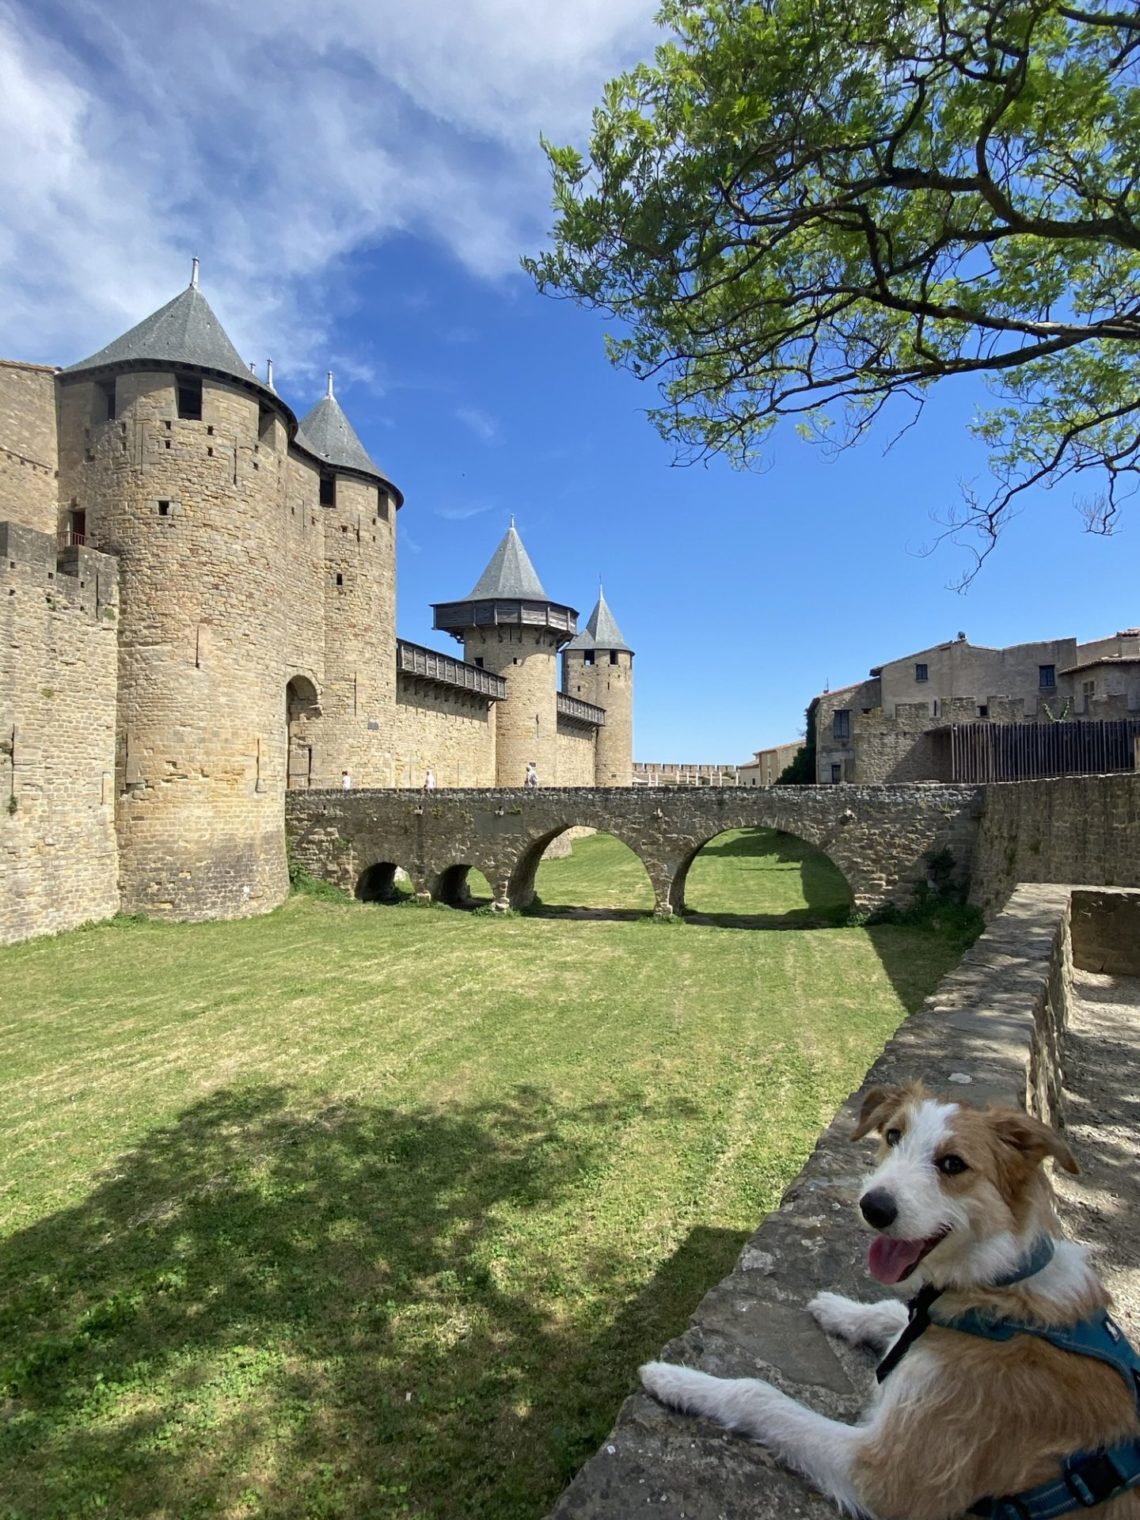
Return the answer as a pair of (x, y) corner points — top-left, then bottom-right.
(567, 589), (632, 652)
(468, 521), (548, 599)
(295, 377), (386, 482)
(64, 279), (270, 395)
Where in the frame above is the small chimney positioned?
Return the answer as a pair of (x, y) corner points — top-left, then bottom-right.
(190, 257), (200, 290)
(326, 371), (334, 399)
(266, 358), (275, 390)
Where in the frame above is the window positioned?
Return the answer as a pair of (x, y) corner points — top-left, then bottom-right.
(176, 375), (202, 420)
(1083, 679), (1096, 706)
(1039, 664), (1056, 688)
(474, 657), (484, 668)
(584, 650), (595, 666)
(335, 572), (344, 587)
(977, 704), (989, 719)
(157, 500), (171, 517)
(319, 473), (336, 508)
(830, 763), (842, 784)
(96, 378), (117, 422)
(258, 404), (274, 443)
(915, 663), (928, 682)
(832, 709), (851, 741)
(610, 650), (619, 665)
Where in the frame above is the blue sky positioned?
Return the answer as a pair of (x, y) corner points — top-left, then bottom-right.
(2, 0), (1135, 761)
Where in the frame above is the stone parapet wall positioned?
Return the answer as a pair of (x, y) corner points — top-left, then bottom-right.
(547, 883), (1113, 1520)
(0, 523), (120, 944)
(971, 772), (1140, 917)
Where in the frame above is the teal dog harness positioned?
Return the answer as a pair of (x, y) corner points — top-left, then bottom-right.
(874, 1238), (1140, 1519)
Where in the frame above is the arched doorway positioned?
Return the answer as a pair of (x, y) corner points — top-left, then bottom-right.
(680, 827), (851, 927)
(286, 676), (321, 790)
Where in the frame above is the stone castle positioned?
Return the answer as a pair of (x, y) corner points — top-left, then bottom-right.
(0, 265), (634, 945)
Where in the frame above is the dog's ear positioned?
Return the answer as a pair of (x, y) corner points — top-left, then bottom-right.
(990, 1110), (1080, 1175)
(851, 1085), (904, 1142)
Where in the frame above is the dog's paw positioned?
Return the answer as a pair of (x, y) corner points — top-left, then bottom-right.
(640, 1360), (719, 1414)
(808, 1292), (865, 1339)
(809, 1292), (908, 1348)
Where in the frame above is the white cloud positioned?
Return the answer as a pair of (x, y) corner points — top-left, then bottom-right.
(0, 0), (658, 383)
(455, 405), (499, 442)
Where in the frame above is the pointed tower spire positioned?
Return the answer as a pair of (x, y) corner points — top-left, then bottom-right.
(294, 380), (402, 503)
(567, 586), (633, 653)
(466, 520), (548, 600)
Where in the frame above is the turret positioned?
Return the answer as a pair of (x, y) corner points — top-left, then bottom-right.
(295, 373), (403, 788)
(432, 521), (576, 787)
(57, 261), (298, 919)
(563, 589), (634, 786)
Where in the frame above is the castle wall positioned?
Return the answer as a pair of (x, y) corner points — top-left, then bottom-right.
(57, 370), (293, 921)
(321, 473), (397, 787)
(393, 680), (496, 787)
(554, 718), (596, 786)
(463, 624), (560, 787)
(0, 362), (59, 536)
(0, 524), (119, 944)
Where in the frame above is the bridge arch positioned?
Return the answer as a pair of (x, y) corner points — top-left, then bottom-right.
(432, 863), (494, 909)
(507, 822), (658, 912)
(673, 826), (853, 923)
(355, 861), (406, 903)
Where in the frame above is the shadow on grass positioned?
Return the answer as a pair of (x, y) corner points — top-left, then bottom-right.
(0, 1085), (745, 1520)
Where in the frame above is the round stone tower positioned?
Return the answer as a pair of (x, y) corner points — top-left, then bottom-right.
(51, 262), (403, 920)
(562, 589), (635, 786)
(295, 374), (403, 789)
(432, 521), (576, 787)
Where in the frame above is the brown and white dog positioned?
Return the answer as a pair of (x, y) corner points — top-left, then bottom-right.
(641, 1082), (1140, 1520)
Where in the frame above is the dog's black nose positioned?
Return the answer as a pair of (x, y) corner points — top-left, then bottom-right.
(860, 1188), (898, 1229)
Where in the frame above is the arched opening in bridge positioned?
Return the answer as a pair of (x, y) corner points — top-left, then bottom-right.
(355, 862), (412, 904)
(286, 675), (321, 790)
(679, 828), (852, 927)
(526, 827), (654, 919)
(434, 864), (494, 910)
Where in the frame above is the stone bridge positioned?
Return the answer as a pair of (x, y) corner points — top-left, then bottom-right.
(285, 784), (985, 915)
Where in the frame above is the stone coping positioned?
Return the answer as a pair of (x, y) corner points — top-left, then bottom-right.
(547, 884), (1126, 1519)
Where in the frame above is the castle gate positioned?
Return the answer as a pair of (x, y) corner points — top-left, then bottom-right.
(285, 785), (985, 915)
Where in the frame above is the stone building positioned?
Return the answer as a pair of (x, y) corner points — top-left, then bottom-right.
(814, 631), (1140, 784)
(0, 267), (634, 943)
(738, 742), (801, 787)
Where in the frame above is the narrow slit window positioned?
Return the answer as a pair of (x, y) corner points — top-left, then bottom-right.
(176, 375), (203, 421)
(258, 405), (274, 443)
(96, 378), (117, 422)
(319, 473), (336, 508)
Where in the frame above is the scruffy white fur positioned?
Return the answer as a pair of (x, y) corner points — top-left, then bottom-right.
(641, 1085), (1137, 1520)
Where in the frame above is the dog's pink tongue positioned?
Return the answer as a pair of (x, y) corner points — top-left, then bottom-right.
(869, 1236), (928, 1284)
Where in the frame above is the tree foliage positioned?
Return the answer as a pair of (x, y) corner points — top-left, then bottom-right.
(526, 0), (1140, 575)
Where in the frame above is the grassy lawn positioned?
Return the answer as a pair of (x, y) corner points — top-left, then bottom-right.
(0, 830), (971, 1520)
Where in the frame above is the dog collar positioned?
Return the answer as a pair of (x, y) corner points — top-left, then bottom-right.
(875, 1237), (1057, 1384)
(988, 1235), (1056, 1288)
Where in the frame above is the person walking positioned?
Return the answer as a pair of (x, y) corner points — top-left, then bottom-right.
(341, 770), (352, 790)
(524, 761), (538, 789)
(423, 768), (436, 792)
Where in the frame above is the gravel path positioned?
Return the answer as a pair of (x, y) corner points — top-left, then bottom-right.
(1051, 968), (1140, 1336)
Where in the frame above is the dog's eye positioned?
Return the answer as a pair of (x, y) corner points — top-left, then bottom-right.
(937, 1154), (968, 1176)
(885, 1128), (902, 1147)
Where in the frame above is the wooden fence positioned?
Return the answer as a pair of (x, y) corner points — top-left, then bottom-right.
(946, 719), (1140, 783)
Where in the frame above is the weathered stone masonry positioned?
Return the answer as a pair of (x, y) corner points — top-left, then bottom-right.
(0, 523), (119, 943)
(285, 783), (986, 914)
